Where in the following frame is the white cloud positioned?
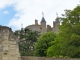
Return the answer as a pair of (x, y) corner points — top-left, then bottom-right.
(0, 0), (80, 30)
(0, 0), (17, 9)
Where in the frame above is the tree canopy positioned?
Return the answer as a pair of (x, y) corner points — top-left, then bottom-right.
(47, 5), (80, 58)
(34, 31), (56, 57)
(14, 28), (40, 56)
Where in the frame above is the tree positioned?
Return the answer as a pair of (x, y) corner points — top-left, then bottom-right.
(34, 31), (56, 57)
(14, 28), (40, 56)
(46, 36), (63, 57)
(46, 5), (80, 58)
(58, 5), (80, 58)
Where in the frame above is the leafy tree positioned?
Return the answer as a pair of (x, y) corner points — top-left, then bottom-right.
(59, 5), (80, 58)
(34, 31), (56, 57)
(14, 28), (40, 56)
(47, 36), (63, 57)
(47, 5), (80, 58)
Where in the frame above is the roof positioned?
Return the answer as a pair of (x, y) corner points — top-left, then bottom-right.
(41, 17), (46, 23)
(41, 12), (46, 23)
(55, 19), (60, 23)
(55, 17), (60, 23)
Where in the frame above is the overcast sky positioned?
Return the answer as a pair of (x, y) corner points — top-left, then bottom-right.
(0, 0), (80, 31)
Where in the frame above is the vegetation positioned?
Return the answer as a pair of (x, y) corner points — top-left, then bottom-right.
(47, 5), (80, 58)
(14, 28), (40, 56)
(14, 5), (80, 58)
(34, 31), (56, 57)
(34, 5), (80, 58)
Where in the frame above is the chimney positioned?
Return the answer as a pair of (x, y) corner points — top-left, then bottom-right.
(47, 25), (52, 32)
(35, 19), (38, 25)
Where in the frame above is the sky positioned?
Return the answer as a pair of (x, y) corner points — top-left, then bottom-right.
(0, 0), (80, 31)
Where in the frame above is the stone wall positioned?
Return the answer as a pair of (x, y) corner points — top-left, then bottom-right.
(27, 25), (47, 34)
(0, 26), (21, 60)
(21, 56), (80, 60)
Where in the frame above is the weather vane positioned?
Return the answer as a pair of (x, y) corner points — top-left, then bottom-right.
(56, 12), (58, 17)
(42, 12), (44, 17)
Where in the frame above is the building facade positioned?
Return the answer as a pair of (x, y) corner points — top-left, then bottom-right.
(26, 13), (60, 34)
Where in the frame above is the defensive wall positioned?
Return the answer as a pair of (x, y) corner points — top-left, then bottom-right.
(21, 56), (80, 60)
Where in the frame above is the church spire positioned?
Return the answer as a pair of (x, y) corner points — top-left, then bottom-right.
(41, 12), (46, 23)
(55, 12), (60, 22)
(41, 12), (46, 27)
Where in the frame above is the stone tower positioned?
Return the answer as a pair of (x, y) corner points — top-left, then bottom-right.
(53, 17), (60, 33)
(0, 26), (20, 60)
(41, 12), (46, 28)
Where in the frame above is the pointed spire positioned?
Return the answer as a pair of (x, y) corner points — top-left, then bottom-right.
(55, 12), (60, 22)
(41, 12), (46, 23)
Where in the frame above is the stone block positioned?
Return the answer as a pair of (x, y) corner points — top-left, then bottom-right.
(0, 26), (21, 60)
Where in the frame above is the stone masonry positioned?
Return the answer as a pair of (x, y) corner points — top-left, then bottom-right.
(0, 26), (20, 60)
(21, 56), (80, 60)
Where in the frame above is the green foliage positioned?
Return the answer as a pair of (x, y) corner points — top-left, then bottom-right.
(69, 34), (80, 47)
(47, 36), (63, 57)
(14, 28), (40, 56)
(46, 5), (80, 58)
(58, 5), (80, 58)
(34, 31), (56, 57)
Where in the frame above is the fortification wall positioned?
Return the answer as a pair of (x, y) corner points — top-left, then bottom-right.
(0, 26), (20, 60)
(21, 56), (80, 60)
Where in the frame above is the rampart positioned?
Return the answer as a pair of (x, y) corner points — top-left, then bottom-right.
(21, 56), (80, 60)
(0, 25), (20, 60)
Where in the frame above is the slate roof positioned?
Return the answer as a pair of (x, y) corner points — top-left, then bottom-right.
(41, 17), (46, 22)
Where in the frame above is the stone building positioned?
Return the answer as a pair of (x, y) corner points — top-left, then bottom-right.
(0, 26), (20, 60)
(26, 13), (60, 34)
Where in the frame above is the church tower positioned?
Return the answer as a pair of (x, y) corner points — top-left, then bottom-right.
(41, 12), (46, 28)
